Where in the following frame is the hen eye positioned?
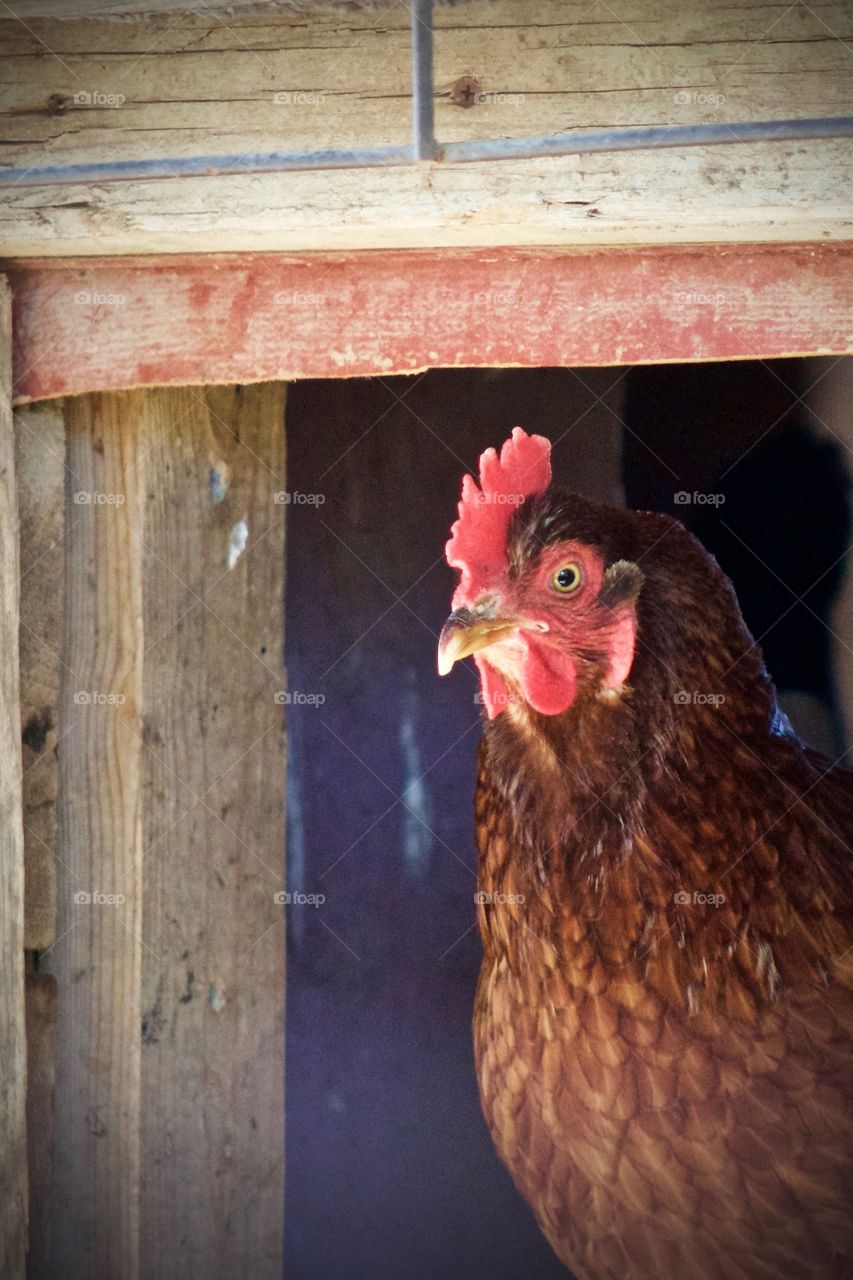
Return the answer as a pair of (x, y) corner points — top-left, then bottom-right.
(551, 563), (582, 594)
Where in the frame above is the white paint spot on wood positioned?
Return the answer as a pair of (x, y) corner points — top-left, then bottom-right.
(227, 518), (248, 569)
(208, 984), (226, 1013)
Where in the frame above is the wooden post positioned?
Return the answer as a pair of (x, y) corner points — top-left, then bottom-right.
(24, 972), (58, 1280)
(16, 398), (65, 1279)
(17, 400), (64, 952)
(23, 383), (285, 1275)
(51, 392), (145, 1279)
(0, 278), (28, 1277)
(139, 384), (286, 1279)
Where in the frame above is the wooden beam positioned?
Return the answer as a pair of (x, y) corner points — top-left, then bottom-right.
(0, 277), (27, 1280)
(138, 383), (285, 1278)
(16, 400), (64, 951)
(1, 0), (851, 257)
(8, 244), (853, 404)
(51, 391), (145, 1279)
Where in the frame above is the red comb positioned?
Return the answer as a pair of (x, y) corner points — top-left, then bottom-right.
(446, 428), (552, 602)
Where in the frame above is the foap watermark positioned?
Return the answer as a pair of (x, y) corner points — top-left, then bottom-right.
(475, 90), (525, 107)
(73, 691), (126, 706)
(673, 491), (725, 507)
(673, 290), (728, 308)
(73, 291), (126, 307)
(474, 490), (525, 506)
(674, 889), (726, 908)
(274, 890), (325, 906)
(673, 89), (726, 108)
(274, 691), (325, 706)
(273, 490), (325, 506)
(473, 289), (522, 307)
(475, 890), (526, 906)
(674, 690), (725, 707)
(73, 890), (126, 906)
(273, 290), (326, 307)
(73, 90), (126, 108)
(475, 689), (522, 709)
(73, 490), (126, 505)
(273, 90), (326, 107)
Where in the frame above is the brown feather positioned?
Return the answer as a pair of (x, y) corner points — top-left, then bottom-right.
(469, 493), (853, 1279)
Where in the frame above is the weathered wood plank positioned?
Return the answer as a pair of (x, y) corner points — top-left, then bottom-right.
(24, 970), (58, 1280)
(51, 391), (145, 1280)
(8, 244), (853, 404)
(0, 277), (27, 1280)
(139, 384), (286, 1278)
(0, 0), (851, 255)
(16, 400), (64, 951)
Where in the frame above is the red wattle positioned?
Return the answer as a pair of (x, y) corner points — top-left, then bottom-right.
(474, 656), (511, 721)
(518, 634), (577, 716)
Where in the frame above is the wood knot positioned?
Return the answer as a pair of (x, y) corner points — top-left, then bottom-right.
(46, 93), (71, 116)
(450, 75), (482, 108)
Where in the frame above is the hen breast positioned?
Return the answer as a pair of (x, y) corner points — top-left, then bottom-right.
(473, 749), (853, 1280)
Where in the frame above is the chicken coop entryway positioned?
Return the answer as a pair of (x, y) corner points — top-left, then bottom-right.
(283, 358), (853, 1279)
(3, 241), (853, 1278)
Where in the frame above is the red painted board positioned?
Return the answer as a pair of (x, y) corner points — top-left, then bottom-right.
(8, 244), (853, 403)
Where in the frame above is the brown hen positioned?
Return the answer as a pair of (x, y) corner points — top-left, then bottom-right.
(439, 430), (853, 1280)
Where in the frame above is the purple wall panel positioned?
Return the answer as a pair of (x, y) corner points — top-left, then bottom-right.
(284, 370), (623, 1280)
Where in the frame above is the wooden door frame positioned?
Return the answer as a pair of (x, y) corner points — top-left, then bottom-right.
(2, 239), (852, 1277)
(8, 243), (853, 404)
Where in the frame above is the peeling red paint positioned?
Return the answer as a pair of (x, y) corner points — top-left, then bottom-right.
(8, 245), (853, 403)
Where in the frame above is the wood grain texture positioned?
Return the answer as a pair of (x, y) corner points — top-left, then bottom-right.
(51, 390), (145, 1280)
(16, 400), (64, 951)
(9, 244), (853, 405)
(138, 384), (285, 1279)
(0, 276), (27, 1280)
(0, 0), (851, 256)
(24, 970), (58, 1280)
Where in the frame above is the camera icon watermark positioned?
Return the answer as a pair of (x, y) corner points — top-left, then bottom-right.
(73, 90), (126, 108)
(273, 290), (326, 306)
(73, 890), (126, 906)
(73, 291), (127, 306)
(273, 890), (325, 906)
(673, 290), (728, 308)
(273, 91), (325, 107)
(73, 691), (126, 706)
(474, 890), (525, 905)
(473, 490), (525, 506)
(673, 690), (725, 707)
(673, 89), (726, 108)
(674, 889), (725, 908)
(274, 691), (325, 706)
(673, 491), (725, 507)
(273, 491), (325, 506)
(473, 289), (522, 307)
(474, 689), (522, 708)
(73, 490), (126, 505)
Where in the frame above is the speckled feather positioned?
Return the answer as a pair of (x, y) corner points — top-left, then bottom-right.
(471, 492), (853, 1280)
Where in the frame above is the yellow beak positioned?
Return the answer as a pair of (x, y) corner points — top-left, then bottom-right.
(437, 609), (531, 676)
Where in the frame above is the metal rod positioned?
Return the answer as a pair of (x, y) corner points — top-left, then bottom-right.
(0, 145), (415, 188)
(411, 0), (437, 161)
(442, 116), (853, 163)
(1, 117), (851, 189)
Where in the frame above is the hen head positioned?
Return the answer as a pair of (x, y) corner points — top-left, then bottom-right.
(438, 428), (644, 720)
